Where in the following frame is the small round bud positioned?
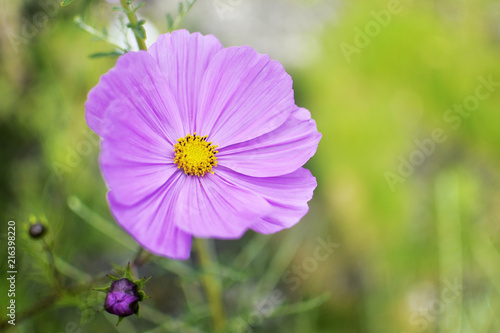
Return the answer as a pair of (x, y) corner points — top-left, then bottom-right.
(104, 279), (139, 317)
(29, 223), (46, 239)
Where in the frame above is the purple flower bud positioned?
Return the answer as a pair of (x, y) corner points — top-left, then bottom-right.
(29, 223), (46, 238)
(104, 278), (139, 317)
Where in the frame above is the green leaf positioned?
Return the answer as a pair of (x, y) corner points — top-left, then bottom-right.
(166, 14), (174, 31)
(61, 0), (75, 6)
(133, 26), (146, 40)
(178, 2), (184, 14)
(93, 287), (110, 293)
(270, 293), (331, 318)
(106, 274), (121, 281)
(124, 262), (134, 281)
(133, 2), (146, 13)
(89, 50), (124, 59)
(112, 6), (128, 13)
(135, 276), (152, 290)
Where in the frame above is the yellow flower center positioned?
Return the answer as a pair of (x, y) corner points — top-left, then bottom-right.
(173, 133), (219, 177)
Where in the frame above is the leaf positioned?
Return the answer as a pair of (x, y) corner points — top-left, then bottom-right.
(89, 50), (124, 59)
(135, 276), (152, 290)
(93, 287), (110, 294)
(61, 0), (75, 6)
(270, 293), (331, 318)
(112, 6), (127, 13)
(132, 26), (146, 40)
(187, 0), (196, 10)
(124, 262), (134, 281)
(106, 274), (121, 281)
(133, 2), (146, 13)
(166, 13), (174, 31)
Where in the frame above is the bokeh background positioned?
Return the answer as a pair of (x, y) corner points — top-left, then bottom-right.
(1, 0), (500, 332)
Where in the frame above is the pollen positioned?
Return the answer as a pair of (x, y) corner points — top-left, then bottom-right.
(173, 133), (219, 177)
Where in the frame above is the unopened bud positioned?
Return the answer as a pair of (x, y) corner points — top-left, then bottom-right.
(29, 223), (46, 239)
(104, 278), (139, 317)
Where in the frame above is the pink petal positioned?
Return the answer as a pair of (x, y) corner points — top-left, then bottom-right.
(148, 30), (224, 134)
(85, 51), (184, 144)
(174, 173), (272, 238)
(215, 167), (317, 234)
(217, 108), (321, 177)
(195, 46), (295, 147)
(100, 100), (178, 205)
(108, 172), (192, 260)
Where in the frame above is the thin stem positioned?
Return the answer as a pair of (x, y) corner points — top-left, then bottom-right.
(131, 246), (153, 276)
(74, 16), (127, 52)
(168, 0), (198, 32)
(120, 0), (148, 51)
(194, 238), (226, 333)
(44, 238), (63, 289)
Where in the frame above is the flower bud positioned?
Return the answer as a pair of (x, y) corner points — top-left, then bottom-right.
(95, 262), (151, 325)
(104, 278), (140, 317)
(29, 223), (46, 239)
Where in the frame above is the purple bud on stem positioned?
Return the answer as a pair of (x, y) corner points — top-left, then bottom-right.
(104, 278), (139, 317)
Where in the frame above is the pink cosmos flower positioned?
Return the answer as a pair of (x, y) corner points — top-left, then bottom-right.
(85, 29), (321, 260)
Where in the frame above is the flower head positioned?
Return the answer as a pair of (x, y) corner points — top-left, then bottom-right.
(104, 278), (139, 317)
(85, 29), (321, 259)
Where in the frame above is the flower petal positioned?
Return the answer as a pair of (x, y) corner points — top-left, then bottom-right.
(196, 46), (295, 147)
(85, 51), (184, 143)
(217, 108), (321, 177)
(100, 100), (177, 205)
(148, 30), (223, 134)
(175, 173), (272, 238)
(108, 172), (192, 260)
(215, 167), (317, 234)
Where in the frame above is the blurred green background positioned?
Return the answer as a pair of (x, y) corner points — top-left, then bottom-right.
(1, 0), (500, 332)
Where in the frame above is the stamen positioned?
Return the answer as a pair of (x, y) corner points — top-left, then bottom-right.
(173, 133), (218, 177)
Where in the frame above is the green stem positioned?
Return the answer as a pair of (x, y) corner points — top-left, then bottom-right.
(168, 0), (198, 32)
(131, 246), (153, 276)
(44, 239), (63, 288)
(74, 16), (127, 51)
(120, 0), (148, 51)
(194, 238), (226, 333)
